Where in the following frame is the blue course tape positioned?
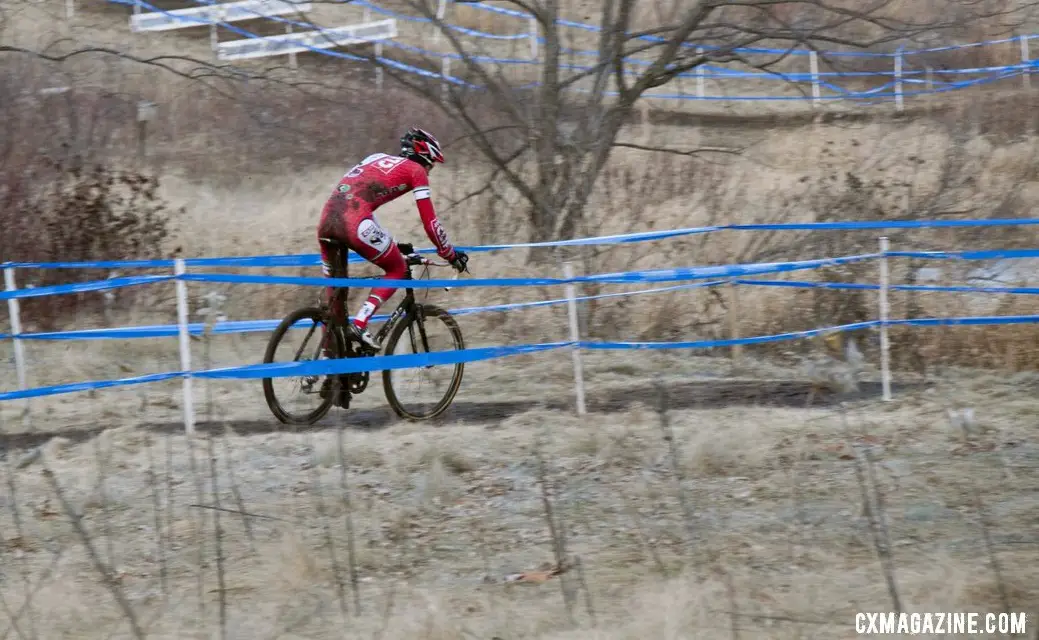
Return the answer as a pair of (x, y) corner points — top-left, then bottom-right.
(8, 313), (1039, 402)
(106, 0), (1034, 104)
(10, 219), (1039, 271)
(0, 372), (186, 401)
(1, 280), (727, 342)
(580, 321), (882, 351)
(173, 253), (881, 291)
(0, 275), (175, 301)
(0, 252), (871, 300)
(888, 315), (1039, 327)
(887, 249), (1039, 260)
(0, 341), (570, 401)
(460, 0), (1032, 59)
(734, 280), (1039, 295)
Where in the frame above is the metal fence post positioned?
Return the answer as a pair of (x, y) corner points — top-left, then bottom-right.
(878, 237), (892, 401)
(174, 259), (196, 434)
(4, 267), (30, 419)
(809, 50), (821, 108)
(563, 262), (586, 416)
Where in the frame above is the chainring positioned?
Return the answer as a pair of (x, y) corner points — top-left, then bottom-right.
(347, 370), (370, 394)
(341, 329), (373, 395)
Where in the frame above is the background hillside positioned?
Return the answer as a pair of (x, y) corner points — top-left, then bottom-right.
(2, 2), (1039, 638)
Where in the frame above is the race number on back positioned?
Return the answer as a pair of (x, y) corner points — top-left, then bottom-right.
(345, 153), (406, 179)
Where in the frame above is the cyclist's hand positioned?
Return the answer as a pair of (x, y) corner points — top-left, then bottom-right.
(397, 242), (415, 255)
(449, 250), (469, 273)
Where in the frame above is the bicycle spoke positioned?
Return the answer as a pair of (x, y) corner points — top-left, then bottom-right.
(264, 311), (342, 424)
(383, 306), (463, 419)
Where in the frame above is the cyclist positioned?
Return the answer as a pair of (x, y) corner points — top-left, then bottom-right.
(317, 127), (469, 353)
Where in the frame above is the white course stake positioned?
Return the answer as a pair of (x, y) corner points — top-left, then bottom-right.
(174, 259), (196, 434)
(696, 47), (705, 99)
(431, 0), (447, 44)
(894, 49), (904, 112)
(563, 262), (586, 416)
(4, 268), (29, 414)
(375, 41), (384, 90)
(529, 16), (538, 61)
(286, 24), (297, 69)
(441, 57), (451, 104)
(878, 237), (892, 401)
(1021, 36), (1032, 90)
(809, 50), (821, 108)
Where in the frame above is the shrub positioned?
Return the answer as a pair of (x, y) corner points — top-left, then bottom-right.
(0, 158), (180, 329)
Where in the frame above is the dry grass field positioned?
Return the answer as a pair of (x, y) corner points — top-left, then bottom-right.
(0, 347), (1038, 638)
(3, 0), (1039, 638)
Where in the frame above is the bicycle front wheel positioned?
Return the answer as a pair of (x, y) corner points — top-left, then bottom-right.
(262, 307), (345, 425)
(382, 304), (464, 420)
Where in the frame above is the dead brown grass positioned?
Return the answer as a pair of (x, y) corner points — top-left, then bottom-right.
(0, 355), (1036, 638)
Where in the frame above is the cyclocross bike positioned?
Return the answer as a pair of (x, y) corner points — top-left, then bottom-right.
(261, 241), (465, 425)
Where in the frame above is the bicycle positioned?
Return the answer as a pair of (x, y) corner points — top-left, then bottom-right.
(261, 240), (465, 425)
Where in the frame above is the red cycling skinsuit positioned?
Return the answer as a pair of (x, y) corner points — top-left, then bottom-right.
(317, 152), (457, 329)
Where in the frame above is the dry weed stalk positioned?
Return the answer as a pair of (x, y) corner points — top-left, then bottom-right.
(206, 433), (228, 640)
(615, 486), (668, 575)
(971, 484), (1013, 614)
(654, 380), (697, 555)
(39, 461), (145, 639)
(220, 429), (256, 552)
(335, 425), (362, 614)
(164, 434), (176, 564)
(3, 449), (37, 640)
(724, 567), (741, 640)
(145, 436), (170, 599)
(573, 555), (597, 627)
(838, 405), (902, 613)
(93, 436), (116, 570)
(0, 545), (66, 640)
(532, 433), (576, 625)
(305, 431), (349, 622)
(184, 430), (208, 616)
(371, 583), (398, 640)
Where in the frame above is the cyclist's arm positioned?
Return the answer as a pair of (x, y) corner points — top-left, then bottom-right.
(411, 173), (456, 260)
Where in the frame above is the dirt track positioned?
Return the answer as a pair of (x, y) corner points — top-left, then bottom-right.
(0, 375), (926, 453)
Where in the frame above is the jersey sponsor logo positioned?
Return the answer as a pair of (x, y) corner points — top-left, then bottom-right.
(430, 218), (449, 246)
(357, 218), (391, 250)
(335, 183), (354, 200)
(357, 181), (410, 204)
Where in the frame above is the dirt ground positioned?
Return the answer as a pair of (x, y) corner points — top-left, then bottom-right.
(1, 337), (1037, 639)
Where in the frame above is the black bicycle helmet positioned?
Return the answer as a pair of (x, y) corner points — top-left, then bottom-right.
(400, 127), (445, 168)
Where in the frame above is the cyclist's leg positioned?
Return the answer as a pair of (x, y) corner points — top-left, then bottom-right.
(317, 203), (351, 355)
(346, 215), (407, 332)
(316, 206), (354, 407)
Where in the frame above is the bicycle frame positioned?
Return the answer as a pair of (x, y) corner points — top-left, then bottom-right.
(326, 254), (443, 356)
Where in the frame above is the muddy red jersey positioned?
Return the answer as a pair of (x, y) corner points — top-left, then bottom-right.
(324, 152), (455, 259)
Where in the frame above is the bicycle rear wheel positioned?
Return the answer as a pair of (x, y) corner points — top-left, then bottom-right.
(262, 307), (345, 425)
(382, 304), (464, 420)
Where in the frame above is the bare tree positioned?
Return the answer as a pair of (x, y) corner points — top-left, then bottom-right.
(379, 0), (1024, 244)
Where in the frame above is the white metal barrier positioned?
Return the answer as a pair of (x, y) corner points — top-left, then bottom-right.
(129, 0), (312, 32)
(215, 19), (397, 61)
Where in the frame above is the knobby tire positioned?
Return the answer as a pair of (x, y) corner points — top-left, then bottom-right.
(262, 307), (344, 425)
(382, 304), (464, 421)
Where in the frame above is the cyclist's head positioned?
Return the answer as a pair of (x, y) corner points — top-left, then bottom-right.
(399, 127), (445, 172)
